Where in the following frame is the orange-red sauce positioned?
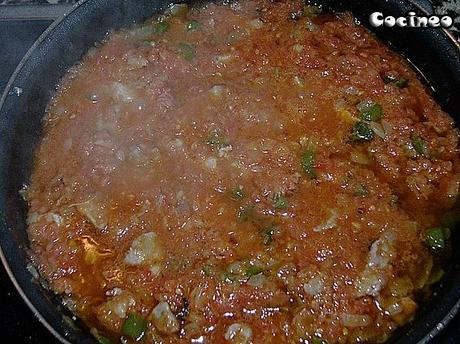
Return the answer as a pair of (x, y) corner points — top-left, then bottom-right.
(26, 1), (460, 343)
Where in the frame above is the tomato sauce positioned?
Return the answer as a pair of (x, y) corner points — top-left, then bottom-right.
(25, 1), (460, 343)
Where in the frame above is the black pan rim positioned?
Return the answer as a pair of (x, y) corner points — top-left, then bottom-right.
(0, 1), (89, 342)
(407, 0), (460, 50)
(0, 0), (459, 343)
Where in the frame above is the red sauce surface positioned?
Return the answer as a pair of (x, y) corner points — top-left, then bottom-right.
(25, 1), (460, 343)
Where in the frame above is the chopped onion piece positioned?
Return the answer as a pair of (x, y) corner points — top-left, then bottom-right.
(63, 138), (73, 150)
(247, 273), (266, 288)
(356, 271), (386, 297)
(210, 85), (224, 97)
(250, 18), (264, 29)
(303, 275), (325, 296)
(293, 75), (304, 87)
(344, 85), (359, 95)
(112, 82), (135, 103)
(46, 213), (63, 226)
(165, 3), (188, 17)
(368, 231), (395, 269)
(292, 44), (304, 53)
(149, 264), (162, 277)
(381, 120), (393, 135)
(224, 323), (252, 343)
(350, 151), (370, 165)
(215, 54), (233, 63)
(391, 297), (418, 325)
(369, 122), (386, 139)
(127, 56), (149, 69)
(356, 231), (396, 297)
(446, 177), (460, 199)
(151, 301), (179, 334)
(27, 212), (40, 225)
(100, 292), (136, 319)
(116, 150), (125, 161)
(124, 232), (163, 266)
(77, 199), (108, 229)
(218, 144), (233, 157)
(105, 287), (123, 297)
(313, 209), (338, 232)
(205, 157), (217, 169)
(340, 313), (372, 328)
(190, 284), (208, 309)
(386, 300), (403, 316)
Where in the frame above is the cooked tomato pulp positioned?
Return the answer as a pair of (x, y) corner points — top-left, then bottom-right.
(25, 1), (459, 343)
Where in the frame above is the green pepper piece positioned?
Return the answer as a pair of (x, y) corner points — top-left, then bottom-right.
(354, 183), (369, 197)
(425, 227), (447, 251)
(201, 264), (214, 276)
(231, 186), (245, 201)
(357, 100), (383, 121)
(301, 150), (317, 179)
(394, 78), (409, 88)
(312, 337), (328, 344)
(237, 205), (254, 222)
(383, 74), (397, 84)
(179, 43), (195, 61)
(411, 135), (426, 156)
(427, 267), (445, 285)
(122, 313), (148, 342)
(206, 131), (219, 145)
(97, 336), (113, 344)
(221, 271), (237, 283)
(186, 20), (200, 31)
(303, 5), (322, 18)
(273, 193), (288, 209)
(153, 21), (169, 34)
(350, 121), (374, 142)
(383, 73), (409, 88)
(245, 265), (264, 277)
(262, 227), (276, 245)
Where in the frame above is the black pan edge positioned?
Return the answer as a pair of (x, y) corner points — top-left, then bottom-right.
(0, 1), (97, 342)
(0, 243), (71, 344)
(408, 0), (460, 50)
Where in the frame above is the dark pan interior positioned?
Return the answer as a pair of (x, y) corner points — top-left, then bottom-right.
(0, 0), (459, 343)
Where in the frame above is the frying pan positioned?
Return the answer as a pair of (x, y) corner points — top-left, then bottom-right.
(0, 0), (459, 343)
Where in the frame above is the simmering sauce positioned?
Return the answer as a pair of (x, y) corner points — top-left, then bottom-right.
(25, 1), (459, 343)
